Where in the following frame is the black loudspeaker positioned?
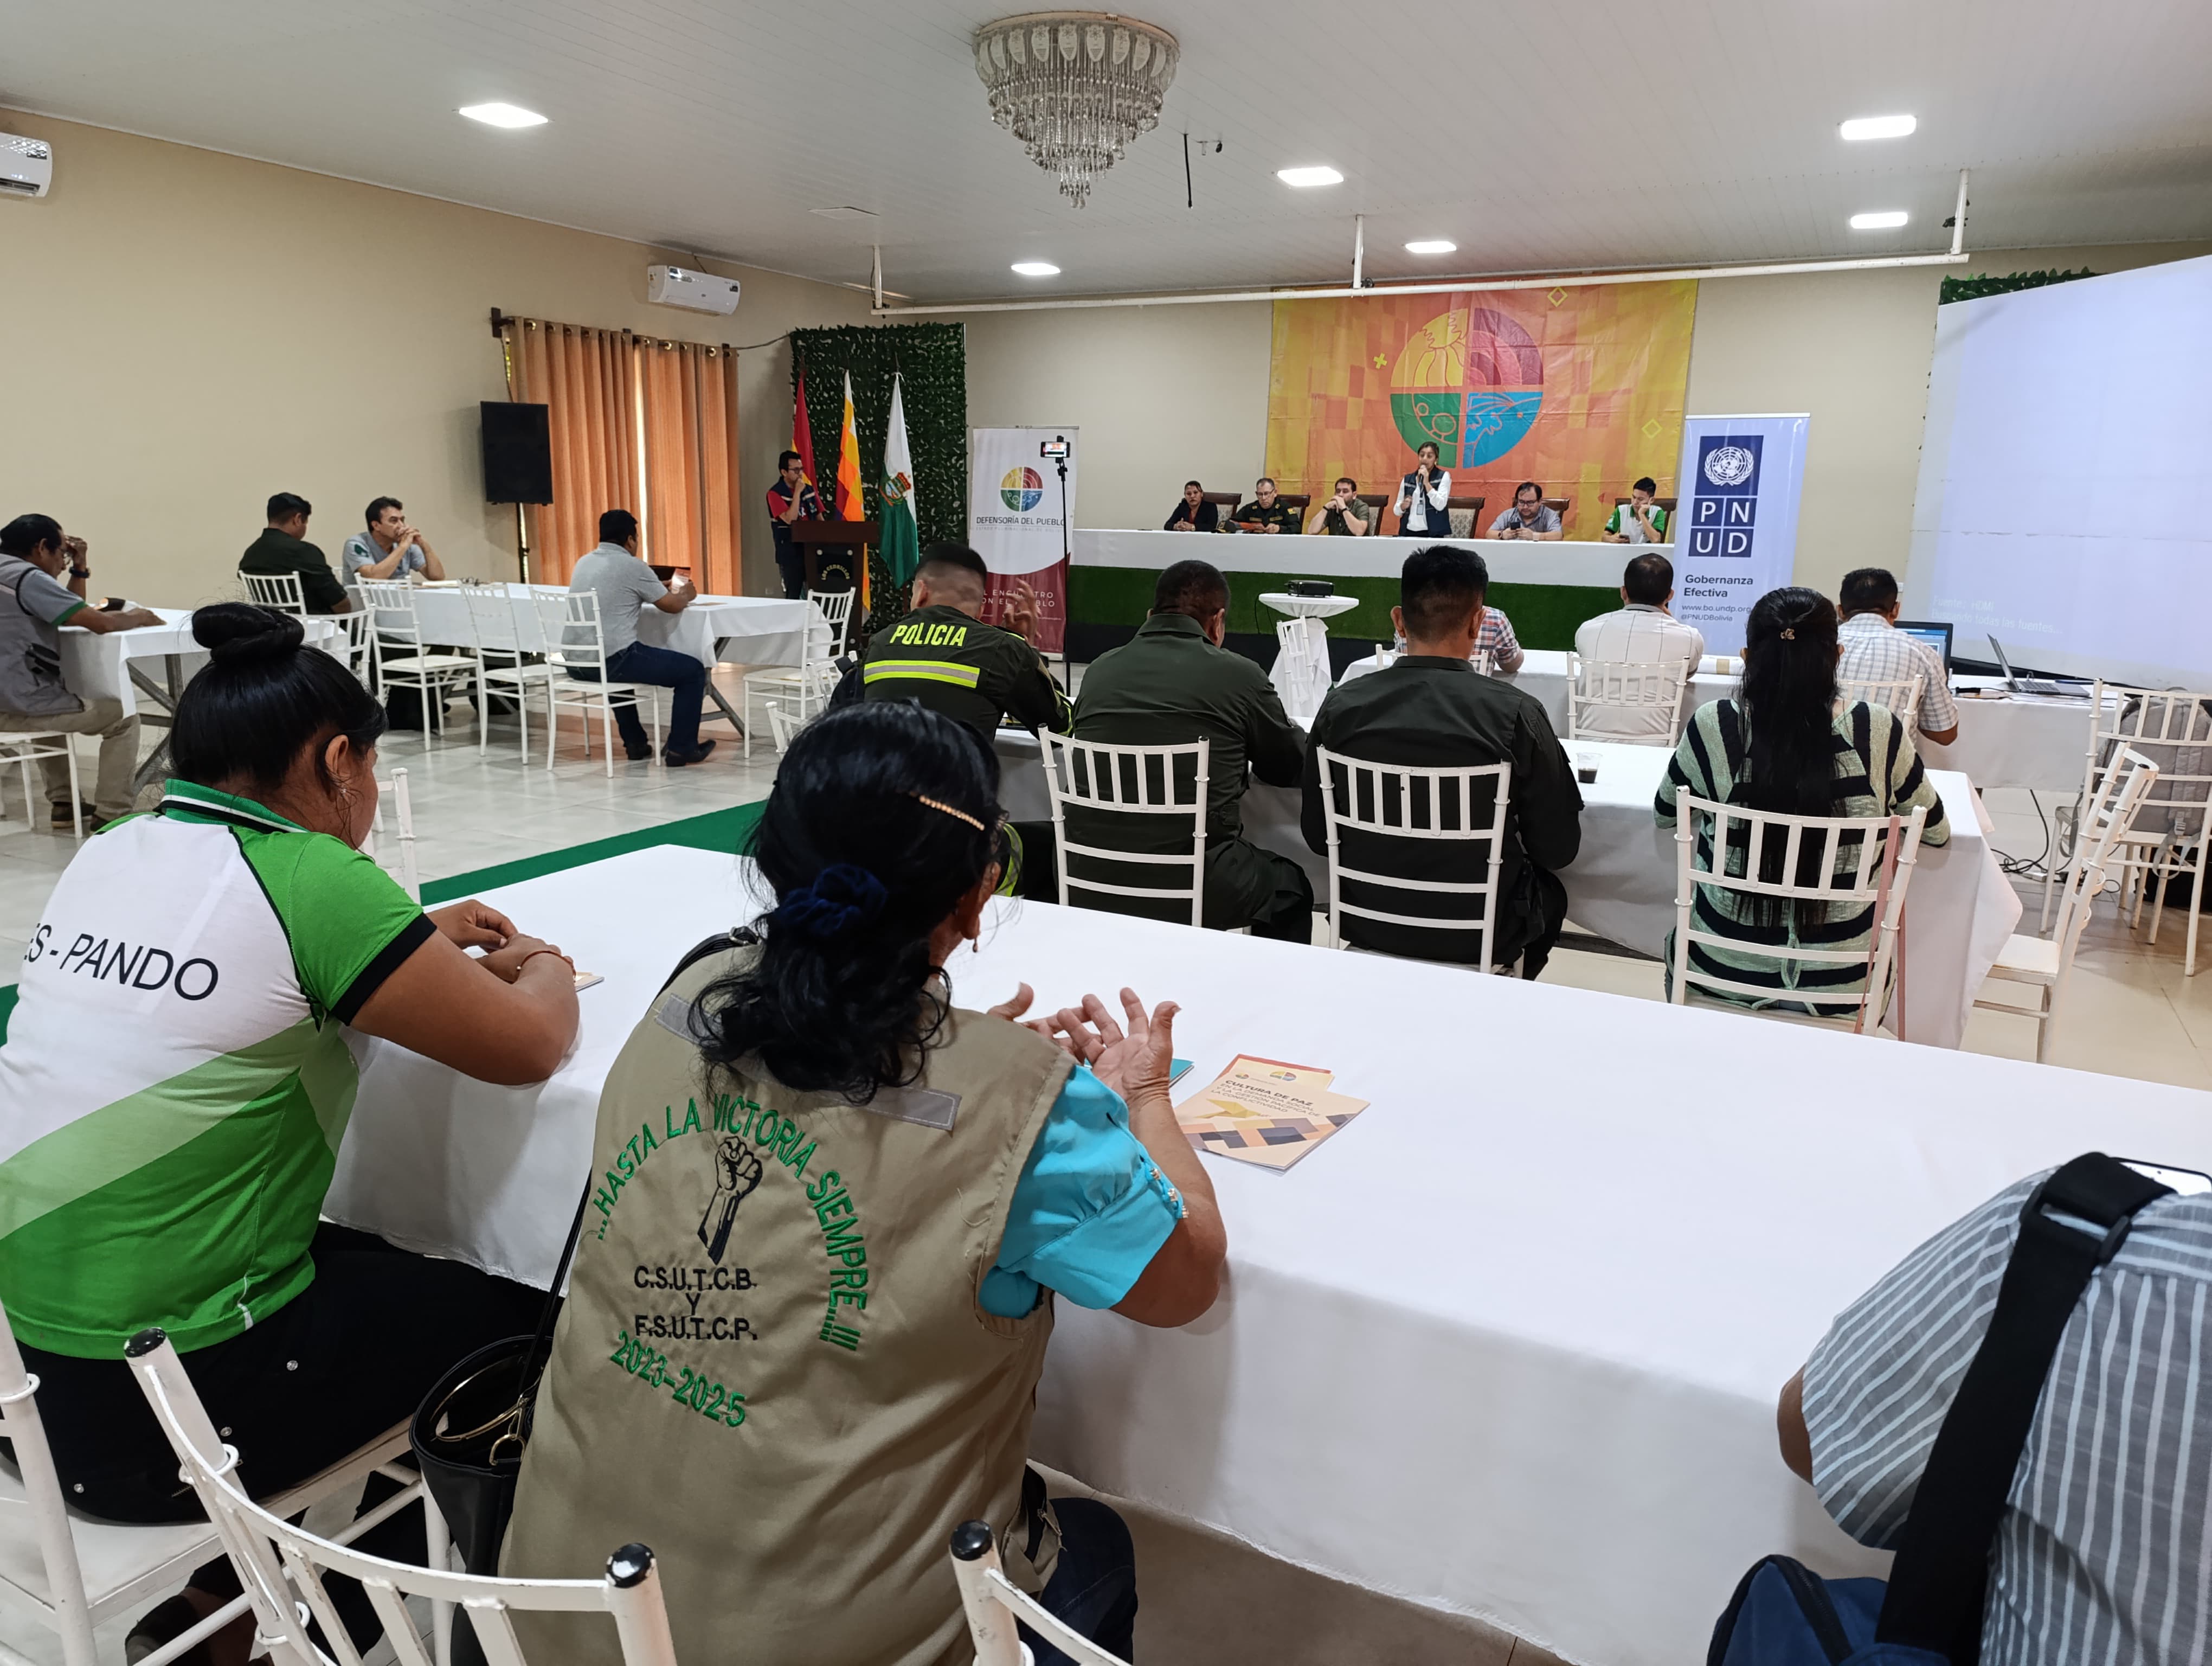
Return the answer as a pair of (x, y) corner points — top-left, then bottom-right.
(481, 402), (552, 504)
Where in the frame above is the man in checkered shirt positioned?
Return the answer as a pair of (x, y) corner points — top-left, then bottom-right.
(1836, 567), (1958, 745)
(1571, 553), (1705, 739)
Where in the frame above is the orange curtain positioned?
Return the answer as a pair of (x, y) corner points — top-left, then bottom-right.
(505, 319), (641, 585)
(639, 339), (743, 595)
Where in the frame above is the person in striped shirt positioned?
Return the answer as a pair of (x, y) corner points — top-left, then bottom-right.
(1654, 587), (1947, 1012)
(1780, 1166), (2212, 1664)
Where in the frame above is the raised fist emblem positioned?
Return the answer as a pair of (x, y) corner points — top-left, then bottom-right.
(698, 1137), (764, 1264)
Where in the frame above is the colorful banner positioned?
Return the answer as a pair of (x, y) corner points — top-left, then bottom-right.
(1670, 414), (1810, 653)
(1265, 281), (1696, 541)
(969, 426), (1078, 653)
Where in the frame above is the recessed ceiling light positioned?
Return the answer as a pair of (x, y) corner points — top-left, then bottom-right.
(1276, 165), (1343, 188)
(1840, 114), (1916, 142)
(1011, 261), (1060, 277)
(1849, 210), (1909, 230)
(1404, 239), (1457, 255)
(458, 102), (547, 129)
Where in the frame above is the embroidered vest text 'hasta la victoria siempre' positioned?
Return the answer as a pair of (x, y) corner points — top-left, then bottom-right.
(503, 945), (1076, 1666)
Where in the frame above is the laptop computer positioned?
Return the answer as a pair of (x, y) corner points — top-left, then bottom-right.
(1894, 620), (1952, 675)
(1989, 636), (2086, 699)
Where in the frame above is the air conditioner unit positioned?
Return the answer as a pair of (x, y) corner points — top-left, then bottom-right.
(0, 133), (53, 198)
(647, 265), (741, 316)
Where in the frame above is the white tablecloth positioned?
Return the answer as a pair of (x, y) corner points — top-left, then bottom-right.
(994, 732), (2015, 1048)
(325, 845), (2212, 1666)
(1075, 529), (1636, 586)
(402, 585), (812, 670)
(59, 608), (341, 717)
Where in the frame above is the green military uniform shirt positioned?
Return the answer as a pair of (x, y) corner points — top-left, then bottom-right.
(858, 604), (1071, 745)
(1230, 498), (1302, 535)
(1069, 612), (1310, 931)
(239, 528), (349, 614)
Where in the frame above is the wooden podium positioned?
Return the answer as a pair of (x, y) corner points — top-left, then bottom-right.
(789, 519), (878, 591)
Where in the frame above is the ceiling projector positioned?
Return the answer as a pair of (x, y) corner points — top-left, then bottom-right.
(647, 265), (741, 316)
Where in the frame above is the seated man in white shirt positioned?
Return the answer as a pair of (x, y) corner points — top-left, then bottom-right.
(1570, 553), (1705, 740)
(1836, 566), (1958, 746)
(342, 497), (445, 586)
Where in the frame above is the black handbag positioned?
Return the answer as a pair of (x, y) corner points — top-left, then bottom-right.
(409, 1182), (590, 1577)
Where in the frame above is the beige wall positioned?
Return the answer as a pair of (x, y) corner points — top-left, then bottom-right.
(962, 301), (1275, 533)
(0, 110), (872, 606)
(960, 241), (2211, 594)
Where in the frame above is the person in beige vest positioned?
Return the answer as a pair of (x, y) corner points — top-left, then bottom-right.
(504, 701), (1227, 1666)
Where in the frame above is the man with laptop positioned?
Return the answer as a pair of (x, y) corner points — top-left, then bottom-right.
(1836, 567), (1959, 746)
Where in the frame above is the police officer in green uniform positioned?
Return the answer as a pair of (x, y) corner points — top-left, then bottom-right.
(1070, 559), (1313, 940)
(1227, 477), (1301, 536)
(845, 544), (1071, 746)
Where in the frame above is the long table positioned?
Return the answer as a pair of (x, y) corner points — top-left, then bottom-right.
(993, 733), (2016, 1048)
(323, 845), (2212, 1666)
(59, 607), (342, 723)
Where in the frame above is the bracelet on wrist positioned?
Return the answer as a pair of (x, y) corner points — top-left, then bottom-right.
(517, 947), (573, 975)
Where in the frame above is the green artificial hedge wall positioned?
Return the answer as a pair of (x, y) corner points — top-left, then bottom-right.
(1938, 268), (2098, 305)
(790, 324), (966, 635)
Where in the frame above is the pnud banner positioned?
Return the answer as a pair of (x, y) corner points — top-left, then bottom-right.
(1670, 414), (1810, 654)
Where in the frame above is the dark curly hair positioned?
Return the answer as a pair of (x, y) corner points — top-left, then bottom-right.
(693, 702), (1005, 1101)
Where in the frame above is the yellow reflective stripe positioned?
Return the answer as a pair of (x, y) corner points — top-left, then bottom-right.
(864, 658), (982, 688)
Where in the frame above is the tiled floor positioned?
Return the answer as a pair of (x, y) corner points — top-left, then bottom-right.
(2, 675), (2206, 1665)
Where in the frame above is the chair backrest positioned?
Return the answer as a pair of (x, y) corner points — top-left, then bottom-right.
(1469, 646), (1496, 678)
(951, 1520), (1128, 1666)
(365, 768), (420, 902)
(465, 582), (530, 656)
(1275, 492), (1311, 517)
(329, 609), (377, 685)
(124, 1329), (680, 1666)
(1273, 618), (1328, 715)
(764, 697), (804, 755)
(1042, 735), (1210, 926)
(1567, 652), (1689, 743)
(2086, 683), (2212, 843)
(1444, 495), (1487, 539)
(533, 589), (610, 675)
(1314, 747), (1513, 970)
(1840, 674), (1925, 728)
(1670, 796), (1930, 1030)
(239, 570), (306, 616)
(1542, 497), (1572, 531)
(1198, 490), (1239, 528)
(806, 587), (856, 653)
(357, 580), (426, 651)
(2052, 747), (2162, 956)
(0, 1295), (98, 1666)
(1353, 492), (1392, 530)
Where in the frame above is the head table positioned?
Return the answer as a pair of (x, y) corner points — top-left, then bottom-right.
(323, 844), (2209, 1666)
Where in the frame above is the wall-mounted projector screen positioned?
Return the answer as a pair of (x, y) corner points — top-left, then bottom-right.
(1905, 254), (2212, 689)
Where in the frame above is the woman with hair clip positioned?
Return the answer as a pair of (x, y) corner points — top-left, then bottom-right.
(1655, 586), (1949, 1011)
(0, 603), (582, 1662)
(505, 699), (1226, 1666)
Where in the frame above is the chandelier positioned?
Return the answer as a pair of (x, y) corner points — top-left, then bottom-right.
(973, 11), (1180, 209)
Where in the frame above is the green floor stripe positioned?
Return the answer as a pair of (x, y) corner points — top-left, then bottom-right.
(419, 799), (766, 904)
(0, 799), (766, 1046)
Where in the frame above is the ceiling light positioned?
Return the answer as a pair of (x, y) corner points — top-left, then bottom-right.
(1276, 165), (1343, 188)
(1849, 210), (1909, 230)
(1011, 261), (1060, 277)
(1404, 239), (1457, 255)
(458, 102), (547, 129)
(1840, 114), (1916, 142)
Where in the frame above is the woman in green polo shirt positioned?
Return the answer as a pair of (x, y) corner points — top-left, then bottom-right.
(0, 604), (583, 1654)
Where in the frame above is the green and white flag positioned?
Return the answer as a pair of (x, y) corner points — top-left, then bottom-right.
(880, 373), (921, 589)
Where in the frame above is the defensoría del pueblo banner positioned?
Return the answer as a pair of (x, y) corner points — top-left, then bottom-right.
(1264, 281), (1695, 540)
(969, 425), (1079, 653)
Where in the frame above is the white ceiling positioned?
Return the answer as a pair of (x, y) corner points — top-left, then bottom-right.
(4, 0), (2209, 303)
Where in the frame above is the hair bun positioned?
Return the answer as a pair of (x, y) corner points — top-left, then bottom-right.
(193, 602), (305, 665)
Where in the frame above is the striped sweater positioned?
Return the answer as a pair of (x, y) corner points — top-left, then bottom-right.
(1654, 699), (1949, 1009)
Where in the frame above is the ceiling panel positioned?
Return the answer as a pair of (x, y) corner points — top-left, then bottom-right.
(1, 0), (2207, 300)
